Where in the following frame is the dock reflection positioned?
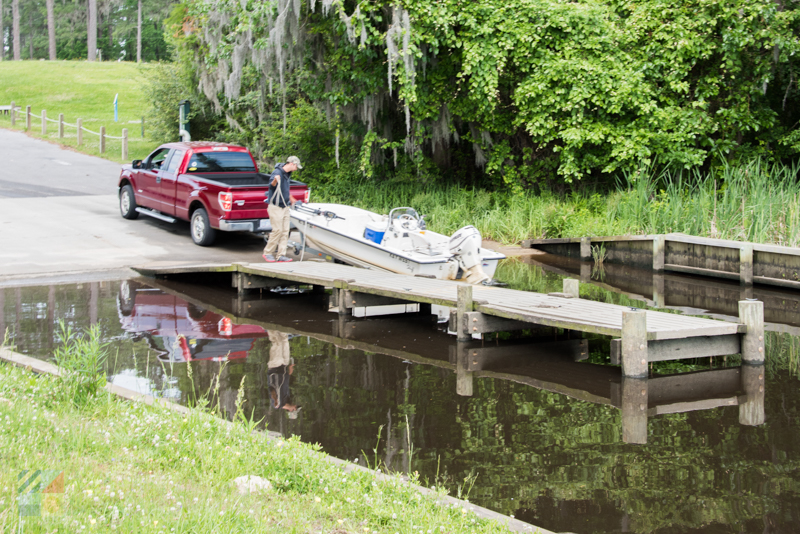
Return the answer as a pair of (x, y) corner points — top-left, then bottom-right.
(133, 277), (765, 444)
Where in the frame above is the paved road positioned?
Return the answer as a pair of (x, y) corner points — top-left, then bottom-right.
(0, 129), (267, 285)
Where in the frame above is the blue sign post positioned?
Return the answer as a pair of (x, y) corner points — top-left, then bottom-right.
(114, 94), (119, 123)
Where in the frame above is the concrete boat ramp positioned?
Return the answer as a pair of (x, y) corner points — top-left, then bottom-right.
(134, 260), (765, 380)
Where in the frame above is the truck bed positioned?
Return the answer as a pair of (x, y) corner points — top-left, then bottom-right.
(188, 173), (305, 188)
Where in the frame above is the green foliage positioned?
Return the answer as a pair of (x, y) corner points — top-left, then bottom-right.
(166, 0), (800, 188)
(143, 61), (220, 144)
(52, 322), (108, 407)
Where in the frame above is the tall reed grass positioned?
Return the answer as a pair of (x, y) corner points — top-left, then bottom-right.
(315, 159), (800, 246)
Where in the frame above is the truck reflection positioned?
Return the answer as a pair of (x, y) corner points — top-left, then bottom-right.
(117, 280), (270, 362)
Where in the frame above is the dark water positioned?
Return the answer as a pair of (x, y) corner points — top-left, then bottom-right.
(2, 257), (800, 534)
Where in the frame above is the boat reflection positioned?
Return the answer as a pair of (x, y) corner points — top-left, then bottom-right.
(117, 279), (270, 363)
(132, 276), (765, 444)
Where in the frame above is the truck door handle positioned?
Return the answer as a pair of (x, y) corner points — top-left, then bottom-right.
(156, 176), (162, 183)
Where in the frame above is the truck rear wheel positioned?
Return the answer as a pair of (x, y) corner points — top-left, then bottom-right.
(119, 184), (139, 220)
(190, 208), (216, 246)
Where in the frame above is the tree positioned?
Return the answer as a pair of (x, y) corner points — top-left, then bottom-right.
(45, 0), (54, 60)
(136, 0), (141, 62)
(11, 0), (18, 60)
(87, 0), (96, 60)
(174, 0), (800, 187)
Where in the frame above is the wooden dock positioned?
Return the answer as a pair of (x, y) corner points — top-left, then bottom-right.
(524, 232), (800, 290)
(140, 277), (767, 445)
(134, 260), (765, 378)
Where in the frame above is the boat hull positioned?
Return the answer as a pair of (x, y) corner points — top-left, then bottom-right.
(290, 205), (503, 281)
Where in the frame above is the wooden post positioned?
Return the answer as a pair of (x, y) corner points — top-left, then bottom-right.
(621, 309), (648, 377)
(739, 300), (764, 364)
(456, 284), (473, 342)
(337, 289), (348, 315)
(739, 364), (765, 426)
(563, 278), (580, 298)
(653, 235), (665, 272)
(141, 115), (145, 138)
(100, 125), (106, 153)
(122, 128), (128, 160)
(653, 273), (665, 308)
(10, 101), (15, 126)
(739, 244), (753, 286)
(41, 109), (46, 134)
(580, 237), (592, 261)
(620, 377), (648, 444)
(455, 342), (473, 396)
(26, 105), (31, 131)
(580, 262), (591, 283)
(77, 118), (83, 146)
(58, 113), (64, 138)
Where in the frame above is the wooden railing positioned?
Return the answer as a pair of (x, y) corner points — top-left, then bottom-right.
(6, 100), (140, 160)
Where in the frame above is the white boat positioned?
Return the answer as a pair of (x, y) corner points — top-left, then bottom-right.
(289, 203), (505, 284)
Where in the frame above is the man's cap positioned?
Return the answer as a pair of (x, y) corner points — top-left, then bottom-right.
(287, 156), (303, 170)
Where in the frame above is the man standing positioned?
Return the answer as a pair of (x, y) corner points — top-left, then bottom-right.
(263, 156), (302, 263)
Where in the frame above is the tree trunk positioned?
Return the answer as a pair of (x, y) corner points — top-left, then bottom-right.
(28, 9), (32, 59)
(0, 0), (4, 61)
(12, 0), (20, 60)
(87, 0), (97, 61)
(108, 14), (112, 51)
(136, 0), (141, 62)
(46, 0), (56, 60)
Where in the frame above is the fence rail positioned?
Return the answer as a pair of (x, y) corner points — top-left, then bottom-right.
(8, 101), (139, 160)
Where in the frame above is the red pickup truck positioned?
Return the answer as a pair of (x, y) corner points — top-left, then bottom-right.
(117, 142), (310, 246)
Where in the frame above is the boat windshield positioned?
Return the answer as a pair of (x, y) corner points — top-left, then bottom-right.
(389, 207), (421, 231)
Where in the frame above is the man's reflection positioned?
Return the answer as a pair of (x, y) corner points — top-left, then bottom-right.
(267, 330), (299, 418)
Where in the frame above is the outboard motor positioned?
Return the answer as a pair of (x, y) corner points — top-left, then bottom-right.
(448, 225), (490, 284)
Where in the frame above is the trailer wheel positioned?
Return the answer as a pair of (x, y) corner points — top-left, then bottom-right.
(190, 208), (216, 246)
(119, 185), (139, 220)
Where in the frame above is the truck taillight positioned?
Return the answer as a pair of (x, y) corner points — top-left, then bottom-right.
(218, 192), (233, 212)
(303, 189), (310, 203)
(218, 317), (233, 336)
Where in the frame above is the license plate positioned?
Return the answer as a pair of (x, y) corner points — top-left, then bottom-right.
(258, 219), (270, 229)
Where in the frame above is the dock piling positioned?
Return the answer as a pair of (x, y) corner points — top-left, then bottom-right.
(621, 377), (648, 444)
(580, 237), (592, 261)
(563, 278), (580, 298)
(621, 309), (648, 377)
(653, 235), (665, 272)
(739, 364), (765, 426)
(455, 342), (473, 396)
(738, 300), (764, 364)
(456, 284), (473, 341)
(739, 244), (754, 286)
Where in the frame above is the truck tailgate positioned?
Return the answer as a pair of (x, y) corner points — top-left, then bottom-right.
(223, 186), (309, 220)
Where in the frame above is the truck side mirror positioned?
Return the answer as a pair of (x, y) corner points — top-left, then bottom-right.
(132, 159), (142, 169)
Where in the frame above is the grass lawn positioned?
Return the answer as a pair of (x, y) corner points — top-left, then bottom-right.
(0, 349), (524, 534)
(0, 60), (161, 162)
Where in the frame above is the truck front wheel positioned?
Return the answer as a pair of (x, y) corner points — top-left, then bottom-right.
(190, 208), (216, 246)
(119, 184), (139, 220)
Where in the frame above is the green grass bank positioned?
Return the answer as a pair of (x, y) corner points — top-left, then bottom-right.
(0, 353), (527, 533)
(0, 60), (160, 162)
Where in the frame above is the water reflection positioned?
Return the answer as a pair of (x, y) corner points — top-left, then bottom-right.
(118, 280), (270, 363)
(1, 275), (797, 533)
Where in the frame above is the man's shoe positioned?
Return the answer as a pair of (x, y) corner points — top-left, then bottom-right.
(276, 256), (293, 263)
(263, 254), (276, 263)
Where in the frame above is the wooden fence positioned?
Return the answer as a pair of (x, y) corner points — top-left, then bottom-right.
(6, 100), (140, 160)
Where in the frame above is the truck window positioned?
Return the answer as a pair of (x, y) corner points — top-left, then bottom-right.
(147, 148), (170, 170)
(185, 151), (256, 173)
(165, 150), (185, 174)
